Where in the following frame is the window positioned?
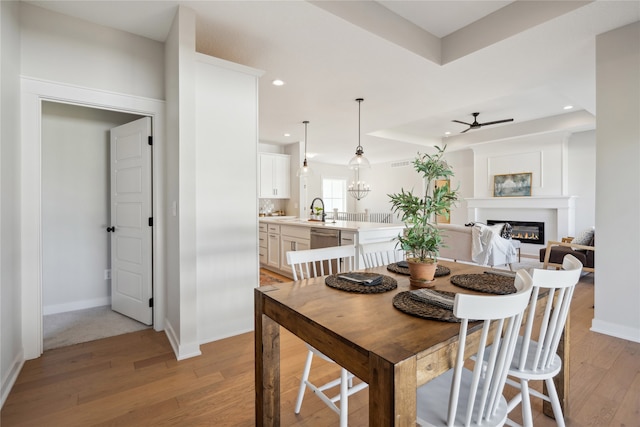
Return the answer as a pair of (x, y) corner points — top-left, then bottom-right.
(322, 178), (346, 212)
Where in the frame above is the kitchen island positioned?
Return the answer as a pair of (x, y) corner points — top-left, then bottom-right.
(259, 217), (404, 278)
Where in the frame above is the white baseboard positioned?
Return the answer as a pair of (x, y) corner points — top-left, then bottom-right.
(1, 348), (25, 408)
(43, 297), (111, 315)
(164, 319), (202, 361)
(591, 318), (640, 343)
(199, 326), (254, 347)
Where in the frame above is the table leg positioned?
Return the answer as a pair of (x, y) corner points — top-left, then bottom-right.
(370, 354), (416, 426)
(255, 295), (280, 426)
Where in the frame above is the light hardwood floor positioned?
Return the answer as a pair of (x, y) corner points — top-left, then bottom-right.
(2, 274), (639, 426)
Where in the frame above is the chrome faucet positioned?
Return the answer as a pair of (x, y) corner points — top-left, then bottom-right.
(310, 197), (326, 222)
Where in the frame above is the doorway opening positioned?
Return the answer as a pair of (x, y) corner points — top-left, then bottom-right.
(41, 101), (151, 349)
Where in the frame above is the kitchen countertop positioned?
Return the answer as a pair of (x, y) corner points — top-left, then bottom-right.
(259, 217), (404, 232)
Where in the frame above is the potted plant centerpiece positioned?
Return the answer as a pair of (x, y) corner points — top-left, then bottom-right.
(388, 146), (459, 287)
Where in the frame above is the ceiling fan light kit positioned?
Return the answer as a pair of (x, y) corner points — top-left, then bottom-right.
(452, 112), (514, 133)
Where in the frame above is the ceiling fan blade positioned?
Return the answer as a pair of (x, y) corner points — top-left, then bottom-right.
(479, 118), (514, 126)
(460, 127), (471, 133)
(452, 120), (471, 126)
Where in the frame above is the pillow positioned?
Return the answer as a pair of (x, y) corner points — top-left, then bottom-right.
(501, 222), (513, 239)
(572, 227), (595, 246)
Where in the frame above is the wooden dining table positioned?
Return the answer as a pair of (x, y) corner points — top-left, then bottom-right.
(254, 260), (567, 426)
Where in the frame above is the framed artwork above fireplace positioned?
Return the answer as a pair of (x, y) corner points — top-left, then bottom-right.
(493, 172), (532, 197)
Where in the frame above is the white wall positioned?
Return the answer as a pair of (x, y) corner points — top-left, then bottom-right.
(20, 2), (164, 100)
(567, 130), (596, 234)
(472, 133), (569, 198)
(307, 162), (358, 212)
(163, 6), (200, 360)
(593, 22), (640, 342)
(41, 102), (141, 314)
(195, 54), (262, 344)
(1, 0), (23, 407)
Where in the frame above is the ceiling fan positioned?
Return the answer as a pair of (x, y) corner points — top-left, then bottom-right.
(452, 112), (514, 133)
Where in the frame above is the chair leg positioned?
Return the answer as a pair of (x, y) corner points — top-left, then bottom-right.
(520, 379), (534, 427)
(339, 368), (349, 427)
(295, 350), (314, 414)
(544, 378), (566, 427)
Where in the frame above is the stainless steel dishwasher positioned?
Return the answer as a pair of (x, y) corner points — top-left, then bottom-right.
(310, 227), (341, 249)
(310, 228), (341, 272)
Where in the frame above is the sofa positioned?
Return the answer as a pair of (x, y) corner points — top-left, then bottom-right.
(437, 223), (518, 268)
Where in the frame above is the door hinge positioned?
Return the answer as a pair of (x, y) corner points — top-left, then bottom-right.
(148, 217), (153, 226)
(149, 298), (153, 308)
(148, 136), (153, 146)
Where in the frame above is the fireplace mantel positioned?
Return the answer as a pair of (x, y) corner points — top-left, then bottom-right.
(466, 196), (576, 210)
(465, 196), (576, 244)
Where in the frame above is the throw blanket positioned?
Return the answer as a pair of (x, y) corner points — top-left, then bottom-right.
(471, 224), (517, 266)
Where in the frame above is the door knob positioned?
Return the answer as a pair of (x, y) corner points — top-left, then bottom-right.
(106, 226), (115, 232)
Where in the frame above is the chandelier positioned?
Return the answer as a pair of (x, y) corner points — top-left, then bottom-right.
(348, 167), (370, 200)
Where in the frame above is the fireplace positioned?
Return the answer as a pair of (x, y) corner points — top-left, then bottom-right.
(488, 220), (545, 244)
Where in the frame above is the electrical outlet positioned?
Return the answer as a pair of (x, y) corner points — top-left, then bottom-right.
(104, 269), (111, 280)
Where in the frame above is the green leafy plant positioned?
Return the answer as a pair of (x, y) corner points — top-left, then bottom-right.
(388, 146), (459, 262)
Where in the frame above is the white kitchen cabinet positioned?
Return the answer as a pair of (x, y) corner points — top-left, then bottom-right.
(259, 153), (290, 199)
(340, 231), (356, 247)
(259, 223), (268, 265)
(267, 224), (281, 268)
(279, 226), (311, 275)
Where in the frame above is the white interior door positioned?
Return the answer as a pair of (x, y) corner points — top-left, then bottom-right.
(109, 117), (152, 325)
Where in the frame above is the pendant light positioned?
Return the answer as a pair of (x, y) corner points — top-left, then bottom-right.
(347, 98), (371, 200)
(347, 98), (371, 170)
(296, 120), (313, 177)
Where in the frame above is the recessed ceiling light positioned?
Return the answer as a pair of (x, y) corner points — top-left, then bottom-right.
(563, 105), (573, 110)
(283, 133), (290, 137)
(306, 152), (317, 159)
(272, 79), (285, 86)
(445, 131), (451, 136)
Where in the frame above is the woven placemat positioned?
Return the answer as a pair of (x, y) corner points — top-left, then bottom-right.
(450, 273), (516, 295)
(386, 263), (451, 277)
(392, 290), (460, 322)
(325, 273), (397, 294)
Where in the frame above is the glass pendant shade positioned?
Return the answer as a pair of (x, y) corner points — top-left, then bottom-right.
(297, 120), (314, 177)
(297, 158), (313, 177)
(348, 148), (371, 170)
(348, 98), (370, 170)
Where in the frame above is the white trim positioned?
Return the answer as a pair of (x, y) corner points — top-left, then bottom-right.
(1, 349), (25, 407)
(591, 319), (640, 344)
(164, 319), (202, 361)
(195, 52), (264, 77)
(43, 297), (111, 316)
(20, 76), (166, 359)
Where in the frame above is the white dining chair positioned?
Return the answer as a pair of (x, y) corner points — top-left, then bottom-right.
(501, 254), (583, 427)
(286, 245), (366, 427)
(358, 240), (405, 268)
(287, 245), (355, 281)
(416, 269), (534, 427)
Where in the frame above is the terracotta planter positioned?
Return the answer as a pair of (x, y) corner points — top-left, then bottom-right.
(406, 258), (437, 288)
